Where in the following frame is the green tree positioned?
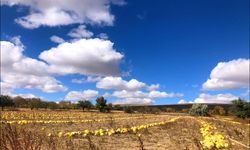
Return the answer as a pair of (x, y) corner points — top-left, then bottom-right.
(58, 101), (72, 109)
(231, 98), (250, 119)
(78, 100), (92, 111)
(13, 96), (28, 108)
(96, 96), (108, 112)
(28, 98), (44, 110)
(189, 104), (209, 116)
(47, 102), (59, 110)
(0, 95), (14, 110)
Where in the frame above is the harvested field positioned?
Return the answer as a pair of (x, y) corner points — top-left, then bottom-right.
(0, 110), (249, 150)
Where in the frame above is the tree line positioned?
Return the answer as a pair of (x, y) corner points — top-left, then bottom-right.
(0, 95), (113, 112)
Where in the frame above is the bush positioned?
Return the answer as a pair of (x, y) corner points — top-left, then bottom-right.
(211, 106), (225, 115)
(189, 104), (208, 116)
(123, 106), (134, 113)
(165, 107), (175, 113)
(78, 100), (93, 111)
(137, 107), (162, 114)
(113, 104), (121, 110)
(96, 96), (111, 113)
(231, 98), (250, 119)
(0, 95), (14, 110)
(149, 107), (162, 114)
(181, 108), (189, 113)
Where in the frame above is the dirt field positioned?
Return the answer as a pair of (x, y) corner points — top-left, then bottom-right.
(0, 110), (249, 150)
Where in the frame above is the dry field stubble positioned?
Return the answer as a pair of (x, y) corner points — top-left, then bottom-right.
(0, 110), (249, 150)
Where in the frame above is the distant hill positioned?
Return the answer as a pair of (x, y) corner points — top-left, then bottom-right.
(118, 103), (233, 111)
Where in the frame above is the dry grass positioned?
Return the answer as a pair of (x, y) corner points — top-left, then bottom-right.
(0, 110), (249, 150)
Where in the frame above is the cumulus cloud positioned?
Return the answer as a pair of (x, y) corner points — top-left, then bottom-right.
(39, 38), (124, 76)
(50, 35), (65, 44)
(193, 93), (238, 104)
(112, 90), (182, 99)
(64, 90), (99, 101)
(178, 99), (187, 104)
(147, 84), (160, 91)
(111, 90), (183, 104)
(177, 99), (193, 104)
(1, 0), (126, 28)
(96, 76), (147, 91)
(97, 33), (109, 39)
(113, 98), (153, 105)
(0, 82), (14, 95)
(149, 91), (183, 98)
(72, 76), (102, 83)
(12, 93), (38, 99)
(0, 38), (67, 94)
(203, 59), (250, 90)
(68, 25), (93, 39)
(96, 76), (162, 92)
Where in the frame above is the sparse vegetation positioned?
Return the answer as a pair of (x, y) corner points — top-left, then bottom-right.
(0, 109), (249, 149)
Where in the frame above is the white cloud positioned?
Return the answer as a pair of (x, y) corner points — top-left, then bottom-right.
(2, 73), (66, 93)
(72, 76), (102, 84)
(149, 91), (183, 98)
(0, 38), (67, 93)
(12, 93), (38, 99)
(111, 90), (183, 104)
(147, 84), (160, 91)
(50, 35), (65, 44)
(64, 89), (99, 101)
(110, 0), (127, 6)
(12, 57), (49, 76)
(0, 82), (14, 95)
(0, 41), (23, 68)
(193, 93), (238, 104)
(39, 38), (124, 76)
(111, 90), (182, 99)
(96, 76), (147, 91)
(68, 25), (93, 39)
(1, 0), (125, 28)
(113, 98), (153, 105)
(112, 90), (147, 99)
(97, 33), (109, 39)
(97, 77), (170, 93)
(203, 58), (250, 90)
(178, 99), (188, 104)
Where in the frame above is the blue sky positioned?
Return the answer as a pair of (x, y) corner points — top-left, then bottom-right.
(1, 0), (249, 104)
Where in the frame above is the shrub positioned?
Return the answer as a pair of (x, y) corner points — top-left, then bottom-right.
(123, 106), (134, 113)
(137, 107), (150, 114)
(189, 104), (208, 116)
(165, 107), (175, 113)
(181, 108), (189, 113)
(47, 102), (59, 110)
(0, 95), (14, 110)
(96, 96), (111, 113)
(149, 107), (162, 114)
(211, 106), (225, 115)
(113, 104), (121, 110)
(137, 107), (162, 114)
(78, 100), (93, 111)
(231, 98), (250, 119)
